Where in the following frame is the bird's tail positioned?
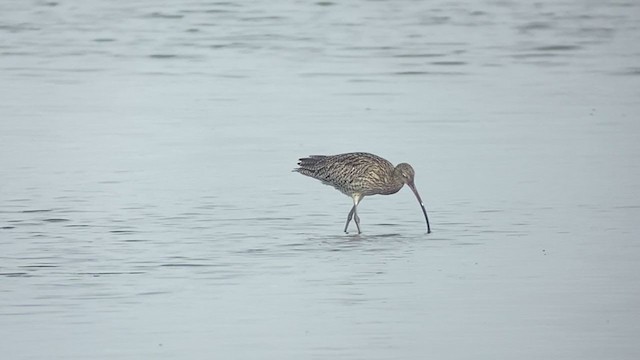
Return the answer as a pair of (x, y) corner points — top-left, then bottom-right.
(293, 155), (328, 175)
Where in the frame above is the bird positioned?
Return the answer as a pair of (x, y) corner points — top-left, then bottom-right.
(293, 152), (431, 234)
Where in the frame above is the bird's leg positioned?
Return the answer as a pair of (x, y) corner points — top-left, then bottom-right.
(344, 194), (363, 234)
(344, 205), (356, 233)
(353, 207), (361, 234)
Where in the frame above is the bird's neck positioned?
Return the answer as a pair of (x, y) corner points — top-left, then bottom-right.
(380, 171), (405, 195)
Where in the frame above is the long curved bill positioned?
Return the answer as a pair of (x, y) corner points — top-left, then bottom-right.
(408, 182), (431, 234)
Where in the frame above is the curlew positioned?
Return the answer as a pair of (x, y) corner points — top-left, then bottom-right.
(293, 152), (431, 234)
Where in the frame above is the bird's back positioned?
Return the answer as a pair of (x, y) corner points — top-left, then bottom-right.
(294, 152), (396, 196)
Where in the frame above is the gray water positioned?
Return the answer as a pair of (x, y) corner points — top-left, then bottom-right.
(1, 1), (640, 359)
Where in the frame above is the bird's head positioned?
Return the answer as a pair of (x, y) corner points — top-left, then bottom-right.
(395, 162), (431, 233)
(395, 163), (416, 185)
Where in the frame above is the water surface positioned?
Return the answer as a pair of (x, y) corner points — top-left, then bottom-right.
(1, 1), (639, 359)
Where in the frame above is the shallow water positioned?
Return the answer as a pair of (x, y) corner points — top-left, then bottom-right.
(1, 1), (640, 359)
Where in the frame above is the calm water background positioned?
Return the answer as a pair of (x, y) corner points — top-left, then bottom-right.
(1, 1), (639, 359)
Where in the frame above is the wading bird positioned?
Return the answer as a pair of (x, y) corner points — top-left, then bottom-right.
(294, 152), (431, 234)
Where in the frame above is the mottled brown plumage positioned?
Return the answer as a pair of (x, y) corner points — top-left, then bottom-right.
(294, 152), (431, 234)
